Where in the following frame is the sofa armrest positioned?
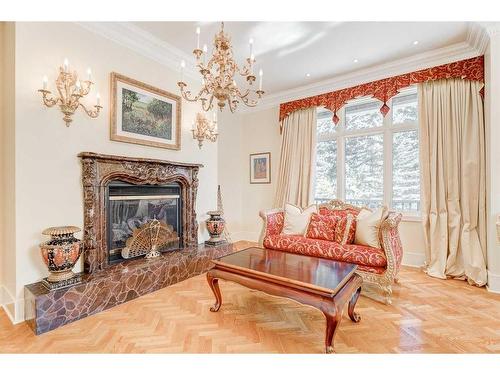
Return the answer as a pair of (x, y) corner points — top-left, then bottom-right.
(379, 212), (403, 279)
(258, 209), (284, 245)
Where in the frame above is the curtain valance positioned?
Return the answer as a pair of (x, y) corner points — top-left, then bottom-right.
(279, 56), (484, 132)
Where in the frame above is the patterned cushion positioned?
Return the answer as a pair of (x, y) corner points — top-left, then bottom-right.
(335, 214), (356, 244)
(319, 208), (359, 244)
(264, 211), (284, 236)
(306, 213), (338, 241)
(263, 234), (387, 268)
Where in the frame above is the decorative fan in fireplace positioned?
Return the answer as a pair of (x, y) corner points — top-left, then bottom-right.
(121, 219), (179, 259)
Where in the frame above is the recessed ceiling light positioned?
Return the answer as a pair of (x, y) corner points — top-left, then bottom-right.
(353, 59), (358, 63)
(306, 73), (311, 77)
(413, 40), (419, 45)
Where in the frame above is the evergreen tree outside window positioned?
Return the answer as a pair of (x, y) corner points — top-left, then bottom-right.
(313, 87), (420, 216)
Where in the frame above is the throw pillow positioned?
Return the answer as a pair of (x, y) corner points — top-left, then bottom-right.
(282, 203), (318, 235)
(334, 214), (356, 245)
(305, 213), (338, 241)
(354, 207), (388, 248)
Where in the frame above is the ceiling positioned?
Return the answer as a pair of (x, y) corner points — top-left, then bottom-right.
(133, 21), (471, 94)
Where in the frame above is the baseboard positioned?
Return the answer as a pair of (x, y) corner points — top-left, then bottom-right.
(487, 270), (500, 293)
(230, 231), (260, 243)
(401, 251), (426, 268)
(0, 285), (21, 324)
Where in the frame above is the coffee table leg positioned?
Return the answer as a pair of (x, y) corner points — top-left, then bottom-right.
(348, 287), (362, 323)
(323, 308), (342, 354)
(206, 271), (222, 312)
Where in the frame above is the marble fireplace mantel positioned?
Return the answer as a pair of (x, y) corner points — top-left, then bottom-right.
(78, 152), (203, 273)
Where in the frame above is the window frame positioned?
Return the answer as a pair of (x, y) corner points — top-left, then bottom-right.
(314, 86), (421, 220)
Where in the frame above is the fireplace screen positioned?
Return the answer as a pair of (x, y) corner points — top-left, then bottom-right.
(107, 181), (182, 263)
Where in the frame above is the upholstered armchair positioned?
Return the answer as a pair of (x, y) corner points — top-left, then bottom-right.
(259, 200), (403, 304)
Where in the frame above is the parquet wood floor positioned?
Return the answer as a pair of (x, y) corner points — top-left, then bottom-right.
(1, 241), (499, 353)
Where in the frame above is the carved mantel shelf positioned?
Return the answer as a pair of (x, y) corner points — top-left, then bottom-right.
(78, 152), (204, 273)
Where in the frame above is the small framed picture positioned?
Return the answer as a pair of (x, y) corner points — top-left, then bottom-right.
(110, 72), (181, 150)
(249, 152), (271, 184)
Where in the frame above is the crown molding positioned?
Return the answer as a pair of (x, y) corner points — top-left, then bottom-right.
(76, 21), (489, 115)
(76, 22), (200, 80)
(241, 26), (486, 113)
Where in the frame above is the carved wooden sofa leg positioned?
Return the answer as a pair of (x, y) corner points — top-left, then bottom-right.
(380, 284), (393, 305)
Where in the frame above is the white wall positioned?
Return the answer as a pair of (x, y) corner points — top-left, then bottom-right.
(218, 105), (427, 266)
(7, 22), (219, 322)
(485, 29), (500, 293)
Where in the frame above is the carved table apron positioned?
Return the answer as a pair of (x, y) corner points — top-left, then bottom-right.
(206, 261), (363, 353)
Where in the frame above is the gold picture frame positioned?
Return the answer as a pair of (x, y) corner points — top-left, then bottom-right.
(110, 72), (181, 150)
(249, 152), (271, 184)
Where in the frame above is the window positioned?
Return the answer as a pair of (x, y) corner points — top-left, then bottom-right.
(314, 88), (420, 216)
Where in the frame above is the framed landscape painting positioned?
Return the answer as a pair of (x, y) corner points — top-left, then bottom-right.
(110, 72), (181, 150)
(249, 152), (271, 184)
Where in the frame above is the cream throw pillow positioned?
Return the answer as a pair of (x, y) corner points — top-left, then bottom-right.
(354, 207), (388, 248)
(282, 203), (318, 236)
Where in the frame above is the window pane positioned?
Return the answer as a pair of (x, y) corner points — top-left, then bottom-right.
(345, 101), (383, 131)
(345, 134), (383, 208)
(317, 110), (338, 137)
(392, 130), (420, 212)
(392, 93), (418, 125)
(315, 140), (337, 203)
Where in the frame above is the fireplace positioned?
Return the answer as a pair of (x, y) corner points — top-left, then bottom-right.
(79, 152), (201, 273)
(24, 152), (236, 335)
(107, 181), (183, 264)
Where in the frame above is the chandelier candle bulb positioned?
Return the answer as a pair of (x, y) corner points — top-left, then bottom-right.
(42, 75), (48, 90)
(259, 69), (263, 91)
(196, 26), (201, 49)
(63, 58), (69, 73)
(249, 38), (254, 57)
(250, 53), (255, 74)
(203, 44), (208, 65)
(96, 93), (100, 106)
(86, 68), (92, 81)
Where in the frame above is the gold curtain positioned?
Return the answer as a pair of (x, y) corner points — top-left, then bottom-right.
(419, 79), (487, 286)
(274, 108), (316, 208)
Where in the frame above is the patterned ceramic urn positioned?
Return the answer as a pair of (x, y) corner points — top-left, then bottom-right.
(205, 210), (227, 246)
(40, 226), (83, 288)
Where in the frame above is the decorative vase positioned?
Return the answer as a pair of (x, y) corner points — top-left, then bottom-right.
(39, 226), (83, 290)
(205, 210), (227, 246)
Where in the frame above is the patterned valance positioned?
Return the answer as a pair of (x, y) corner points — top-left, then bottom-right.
(279, 56), (484, 129)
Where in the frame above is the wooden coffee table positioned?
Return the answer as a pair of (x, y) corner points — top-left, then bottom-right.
(206, 247), (363, 353)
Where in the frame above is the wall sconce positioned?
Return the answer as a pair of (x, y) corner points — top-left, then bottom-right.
(38, 58), (102, 127)
(192, 112), (218, 149)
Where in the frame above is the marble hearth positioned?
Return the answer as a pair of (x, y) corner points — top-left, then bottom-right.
(24, 152), (231, 334)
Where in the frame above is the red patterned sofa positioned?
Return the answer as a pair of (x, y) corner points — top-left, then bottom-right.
(259, 200), (403, 304)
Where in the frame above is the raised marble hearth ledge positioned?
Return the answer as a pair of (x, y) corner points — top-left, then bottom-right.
(24, 243), (235, 335)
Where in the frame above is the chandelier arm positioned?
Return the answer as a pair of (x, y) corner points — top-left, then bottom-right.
(201, 95), (214, 111)
(180, 86), (207, 102)
(239, 95), (258, 107)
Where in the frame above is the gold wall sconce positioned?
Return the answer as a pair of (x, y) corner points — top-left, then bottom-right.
(38, 58), (102, 127)
(192, 112), (218, 149)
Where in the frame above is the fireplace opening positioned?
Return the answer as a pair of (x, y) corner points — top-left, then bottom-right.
(106, 181), (183, 264)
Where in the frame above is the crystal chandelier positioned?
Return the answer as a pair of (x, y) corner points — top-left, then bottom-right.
(178, 22), (264, 113)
